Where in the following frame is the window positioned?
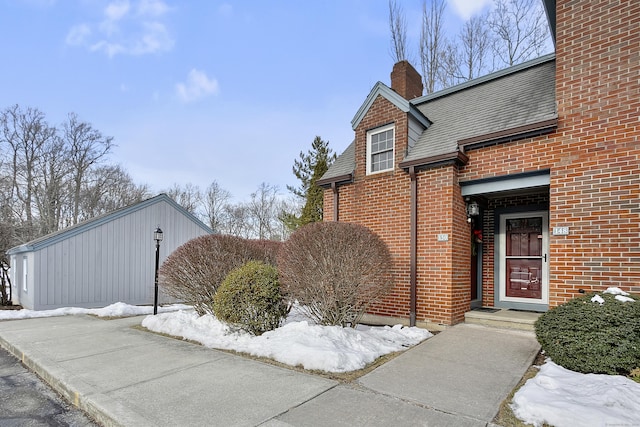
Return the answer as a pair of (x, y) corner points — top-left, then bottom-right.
(22, 256), (28, 293)
(367, 124), (395, 174)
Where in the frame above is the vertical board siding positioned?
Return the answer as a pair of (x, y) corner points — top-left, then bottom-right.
(20, 196), (210, 310)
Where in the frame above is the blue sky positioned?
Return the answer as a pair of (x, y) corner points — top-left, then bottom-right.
(1, 0), (495, 202)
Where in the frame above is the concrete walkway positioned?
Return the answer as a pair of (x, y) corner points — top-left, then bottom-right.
(0, 315), (540, 427)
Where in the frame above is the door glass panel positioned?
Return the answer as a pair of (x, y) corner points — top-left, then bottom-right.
(505, 217), (543, 299)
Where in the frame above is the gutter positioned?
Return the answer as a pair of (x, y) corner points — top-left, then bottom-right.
(409, 166), (417, 327)
(331, 182), (339, 221)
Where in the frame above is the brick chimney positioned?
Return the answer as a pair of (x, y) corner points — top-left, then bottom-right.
(390, 60), (423, 99)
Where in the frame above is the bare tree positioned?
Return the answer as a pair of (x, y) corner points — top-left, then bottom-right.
(78, 165), (150, 221)
(33, 134), (69, 234)
(459, 13), (492, 80)
(388, 0), (408, 63)
(62, 113), (114, 225)
(221, 203), (251, 238)
(0, 105), (57, 240)
(0, 105), (151, 244)
(438, 40), (462, 88)
(165, 183), (202, 214)
(487, 0), (550, 67)
(202, 180), (231, 233)
(0, 170), (19, 255)
(247, 182), (280, 240)
(276, 197), (301, 241)
(419, 0), (448, 94)
(390, 0), (550, 91)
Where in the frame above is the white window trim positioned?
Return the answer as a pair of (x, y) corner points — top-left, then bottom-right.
(22, 256), (28, 293)
(366, 124), (395, 175)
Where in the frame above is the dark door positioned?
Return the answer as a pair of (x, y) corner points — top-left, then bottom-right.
(505, 216), (543, 299)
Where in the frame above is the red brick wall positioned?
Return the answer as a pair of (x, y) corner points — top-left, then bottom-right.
(338, 96), (413, 320)
(322, 95), (471, 325)
(460, 0), (640, 307)
(550, 0), (640, 303)
(324, 0), (640, 324)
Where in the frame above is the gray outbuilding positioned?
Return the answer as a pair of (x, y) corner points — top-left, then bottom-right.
(6, 194), (212, 311)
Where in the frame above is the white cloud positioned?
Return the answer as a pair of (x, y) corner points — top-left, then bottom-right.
(66, 0), (174, 57)
(104, 0), (130, 21)
(175, 69), (220, 103)
(449, 0), (493, 20)
(65, 23), (91, 45)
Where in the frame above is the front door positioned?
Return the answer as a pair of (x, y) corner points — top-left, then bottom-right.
(497, 211), (549, 307)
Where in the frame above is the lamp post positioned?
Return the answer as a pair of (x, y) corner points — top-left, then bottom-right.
(153, 227), (163, 315)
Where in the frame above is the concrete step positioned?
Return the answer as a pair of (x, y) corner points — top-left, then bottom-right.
(464, 308), (541, 332)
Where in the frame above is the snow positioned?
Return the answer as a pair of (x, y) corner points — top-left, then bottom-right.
(591, 287), (635, 304)
(511, 360), (640, 427)
(141, 307), (432, 373)
(604, 287), (630, 296)
(0, 301), (432, 373)
(0, 302), (191, 320)
(590, 294), (605, 305)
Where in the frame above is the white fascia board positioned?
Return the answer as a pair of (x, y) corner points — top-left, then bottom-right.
(351, 82), (430, 130)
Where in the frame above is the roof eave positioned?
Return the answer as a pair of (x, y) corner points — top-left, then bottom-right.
(317, 173), (353, 188)
(458, 118), (558, 151)
(399, 151), (469, 171)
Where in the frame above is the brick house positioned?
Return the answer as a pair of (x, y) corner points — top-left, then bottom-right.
(318, 0), (639, 328)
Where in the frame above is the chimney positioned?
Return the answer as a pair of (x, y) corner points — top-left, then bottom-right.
(390, 60), (423, 99)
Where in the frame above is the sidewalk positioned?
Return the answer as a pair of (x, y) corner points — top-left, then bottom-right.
(0, 315), (540, 427)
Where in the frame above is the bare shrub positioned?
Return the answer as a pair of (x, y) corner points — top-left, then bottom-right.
(278, 222), (393, 327)
(159, 235), (280, 316)
(246, 239), (282, 266)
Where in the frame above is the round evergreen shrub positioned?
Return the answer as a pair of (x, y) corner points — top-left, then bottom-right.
(213, 261), (289, 335)
(535, 292), (640, 375)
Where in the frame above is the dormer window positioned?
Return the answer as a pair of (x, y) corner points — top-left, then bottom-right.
(366, 124), (395, 175)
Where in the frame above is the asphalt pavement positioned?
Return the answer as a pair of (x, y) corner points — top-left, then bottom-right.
(0, 345), (97, 426)
(0, 314), (540, 427)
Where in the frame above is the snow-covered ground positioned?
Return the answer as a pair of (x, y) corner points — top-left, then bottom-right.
(511, 286), (640, 427)
(511, 360), (640, 427)
(141, 307), (431, 372)
(0, 302), (191, 319)
(1, 297), (639, 426)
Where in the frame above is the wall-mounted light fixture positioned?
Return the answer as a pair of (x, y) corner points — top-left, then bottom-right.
(466, 200), (480, 222)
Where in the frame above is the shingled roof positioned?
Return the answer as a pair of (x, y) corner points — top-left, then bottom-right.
(320, 54), (557, 185)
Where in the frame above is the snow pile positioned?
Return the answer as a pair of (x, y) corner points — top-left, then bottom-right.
(142, 308), (432, 372)
(590, 287), (635, 305)
(604, 287), (636, 303)
(512, 360), (640, 427)
(0, 302), (191, 320)
(590, 294), (605, 305)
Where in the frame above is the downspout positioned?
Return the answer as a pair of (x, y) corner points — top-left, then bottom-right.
(409, 166), (417, 327)
(331, 182), (339, 222)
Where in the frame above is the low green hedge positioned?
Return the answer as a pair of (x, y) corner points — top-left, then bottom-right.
(535, 292), (640, 375)
(213, 261), (289, 336)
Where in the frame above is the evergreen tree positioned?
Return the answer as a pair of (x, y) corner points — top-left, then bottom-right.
(285, 136), (336, 229)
